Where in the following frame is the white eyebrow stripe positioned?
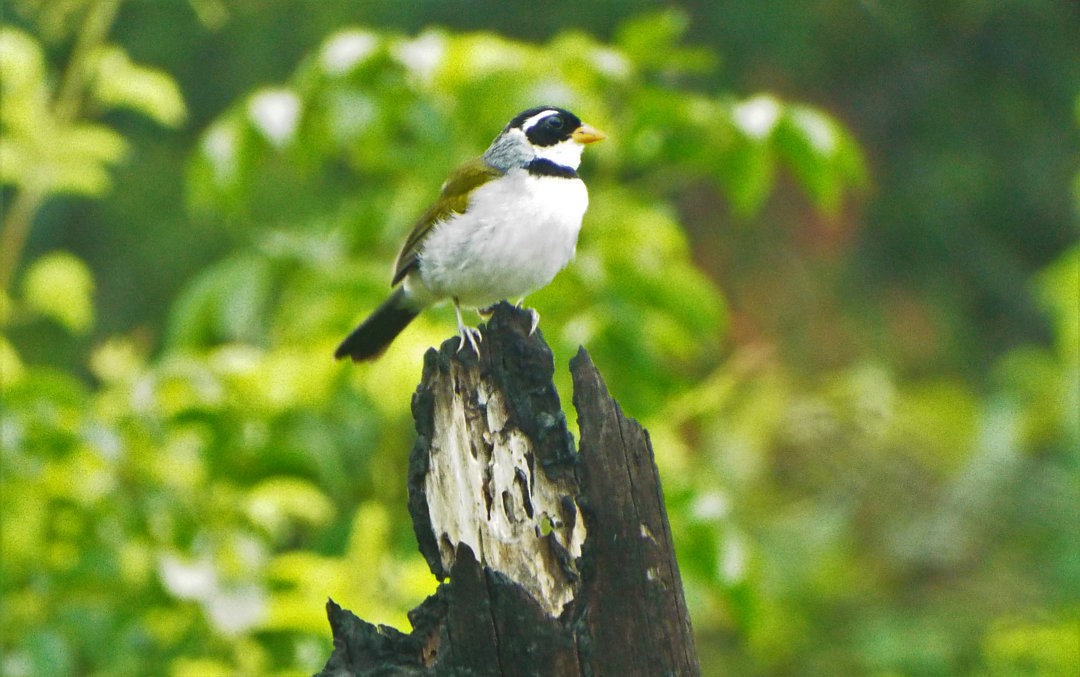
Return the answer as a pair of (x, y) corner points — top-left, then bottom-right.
(521, 109), (560, 131)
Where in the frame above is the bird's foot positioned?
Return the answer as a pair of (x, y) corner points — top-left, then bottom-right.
(457, 325), (482, 355)
(453, 299), (482, 356)
(512, 298), (540, 336)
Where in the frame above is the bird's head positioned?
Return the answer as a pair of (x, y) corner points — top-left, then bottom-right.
(483, 106), (605, 173)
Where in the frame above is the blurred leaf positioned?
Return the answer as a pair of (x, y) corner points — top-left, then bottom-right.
(0, 335), (25, 387)
(993, 347), (1071, 450)
(6, 0), (97, 43)
(1, 115), (129, 196)
(719, 135), (777, 216)
(775, 105), (866, 215)
(88, 336), (145, 383)
(21, 252), (95, 333)
(0, 28), (132, 197)
(44, 122), (129, 195)
(186, 116), (247, 213)
(91, 45), (188, 128)
(245, 477), (335, 541)
(0, 27), (50, 188)
(983, 616), (1080, 674)
(0, 482), (47, 574)
(0, 27), (47, 92)
(169, 657), (235, 677)
(22, 630), (76, 677)
(165, 254), (272, 349)
(187, 0), (229, 31)
(896, 379), (979, 476)
(615, 9), (715, 76)
(209, 344), (337, 414)
(1035, 244), (1080, 362)
(0, 290), (13, 326)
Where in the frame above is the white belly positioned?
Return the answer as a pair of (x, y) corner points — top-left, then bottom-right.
(416, 170), (588, 308)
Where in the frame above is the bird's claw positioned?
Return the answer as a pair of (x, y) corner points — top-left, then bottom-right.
(450, 300), (534, 355)
(452, 299), (482, 356)
(513, 299), (540, 336)
(456, 324), (482, 355)
(457, 326), (482, 355)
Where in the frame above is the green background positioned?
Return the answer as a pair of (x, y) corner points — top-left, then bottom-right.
(2, 1), (1077, 674)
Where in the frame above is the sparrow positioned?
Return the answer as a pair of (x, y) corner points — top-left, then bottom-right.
(335, 106), (606, 361)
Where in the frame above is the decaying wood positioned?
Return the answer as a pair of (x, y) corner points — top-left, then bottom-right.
(570, 346), (700, 675)
(408, 307), (585, 620)
(317, 303), (699, 676)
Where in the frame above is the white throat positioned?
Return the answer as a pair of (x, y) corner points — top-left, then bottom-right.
(533, 137), (584, 170)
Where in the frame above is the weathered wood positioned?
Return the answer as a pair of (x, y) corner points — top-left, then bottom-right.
(317, 303), (699, 676)
(407, 306), (585, 620)
(570, 348), (700, 675)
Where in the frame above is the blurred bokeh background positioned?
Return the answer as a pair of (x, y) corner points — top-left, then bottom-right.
(1, 1), (1077, 675)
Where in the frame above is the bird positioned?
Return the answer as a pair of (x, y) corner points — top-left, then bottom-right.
(335, 106), (606, 362)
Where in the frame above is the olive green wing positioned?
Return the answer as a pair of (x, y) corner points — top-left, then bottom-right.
(391, 158), (505, 286)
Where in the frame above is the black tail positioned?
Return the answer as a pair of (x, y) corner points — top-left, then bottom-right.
(334, 288), (420, 361)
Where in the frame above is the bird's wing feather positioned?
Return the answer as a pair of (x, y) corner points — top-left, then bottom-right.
(391, 158), (506, 286)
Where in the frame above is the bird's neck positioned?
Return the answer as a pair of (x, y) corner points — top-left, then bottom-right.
(524, 158), (579, 179)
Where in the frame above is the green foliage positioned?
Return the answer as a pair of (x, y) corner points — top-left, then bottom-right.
(91, 45), (187, 128)
(0, 24), (185, 199)
(1, 4), (1077, 676)
(984, 617), (1080, 674)
(21, 252), (96, 334)
(180, 12), (864, 414)
(0, 27), (128, 197)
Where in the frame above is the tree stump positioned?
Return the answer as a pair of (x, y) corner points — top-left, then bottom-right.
(317, 303), (699, 676)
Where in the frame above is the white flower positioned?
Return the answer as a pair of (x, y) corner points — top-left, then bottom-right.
(206, 584), (267, 636)
(591, 47), (632, 79)
(392, 31), (446, 81)
(321, 30), (379, 74)
(733, 95), (781, 140)
(691, 490), (731, 520)
(247, 88), (301, 147)
(159, 553), (217, 600)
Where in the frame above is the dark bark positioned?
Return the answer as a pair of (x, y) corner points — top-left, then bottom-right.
(569, 348), (700, 675)
(317, 303), (699, 676)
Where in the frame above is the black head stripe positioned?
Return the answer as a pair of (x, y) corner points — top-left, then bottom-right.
(507, 106), (582, 148)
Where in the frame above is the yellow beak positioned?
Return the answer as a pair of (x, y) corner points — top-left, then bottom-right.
(572, 123), (607, 145)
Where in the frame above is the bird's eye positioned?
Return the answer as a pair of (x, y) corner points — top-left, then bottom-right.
(546, 115), (564, 130)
